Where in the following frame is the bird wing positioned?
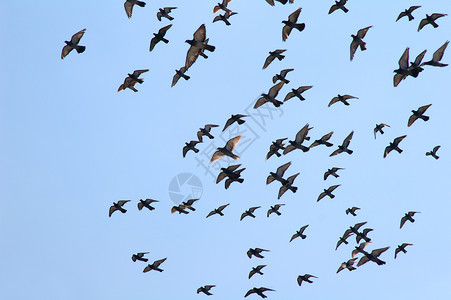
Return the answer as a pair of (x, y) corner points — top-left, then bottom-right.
(396, 11), (407, 21)
(124, 1), (134, 18)
(329, 148), (342, 157)
(283, 144), (297, 155)
(321, 131), (334, 141)
(171, 71), (181, 87)
(254, 96), (269, 108)
(164, 7), (177, 13)
(400, 216), (408, 228)
(132, 69), (149, 77)
(336, 264), (346, 273)
(393, 135), (407, 146)
(328, 184), (340, 192)
(70, 28), (86, 44)
(218, 204), (230, 211)
(372, 247), (390, 257)
(223, 118), (235, 131)
(342, 94), (358, 100)
(275, 138), (288, 144)
(263, 54), (276, 69)
(204, 124), (219, 131)
(276, 161), (291, 176)
(430, 13), (447, 21)
(268, 81), (285, 98)
(357, 256), (370, 267)
(137, 202), (144, 210)
(357, 26), (372, 38)
(61, 45), (73, 59)
(417, 104), (432, 114)
(328, 97), (340, 107)
(413, 49), (427, 65)
(288, 8), (302, 22)
(433, 145), (441, 153)
(393, 73), (406, 87)
(225, 135), (242, 151)
(193, 24), (206, 41)
(295, 123), (310, 142)
(297, 276), (303, 286)
(185, 45), (202, 70)
(290, 233), (299, 242)
(342, 131), (354, 147)
(143, 265), (151, 272)
(408, 6), (421, 13)
(240, 212), (248, 221)
(108, 206), (117, 217)
(278, 185), (289, 199)
(149, 37), (159, 52)
(210, 150), (225, 163)
(117, 200), (130, 206)
(216, 171), (227, 183)
(244, 289), (255, 297)
(152, 258), (167, 267)
(156, 11), (163, 21)
(418, 18), (428, 31)
(282, 25), (293, 42)
(158, 24), (172, 36)
(350, 39), (359, 61)
(432, 41), (449, 62)
(329, 5), (340, 14)
(399, 47), (410, 69)
(300, 224), (309, 233)
(317, 191), (326, 202)
(287, 173), (299, 184)
(280, 68), (294, 77)
(249, 206), (261, 213)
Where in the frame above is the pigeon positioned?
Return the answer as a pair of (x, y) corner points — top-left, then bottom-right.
(395, 243), (413, 259)
(137, 199), (159, 211)
(241, 206), (261, 221)
(197, 285), (216, 296)
(328, 94), (358, 107)
(282, 8), (305, 41)
(310, 132), (334, 148)
(290, 225), (309, 242)
(284, 86), (313, 102)
(124, 0), (146, 18)
(357, 246), (389, 266)
(384, 135), (407, 158)
(393, 48), (411, 87)
(352, 242), (371, 258)
(348, 222), (367, 235)
(183, 140), (200, 158)
(330, 131), (354, 156)
(171, 67), (190, 87)
(244, 287), (275, 298)
(143, 258), (167, 273)
(171, 204), (190, 214)
(61, 28), (86, 59)
(249, 265), (267, 279)
(213, 0), (232, 13)
(329, 0), (348, 14)
(277, 173), (299, 199)
(421, 41), (449, 67)
(346, 207), (360, 216)
(224, 169), (245, 189)
(132, 252), (149, 262)
(118, 69), (149, 93)
(266, 138), (287, 160)
(254, 82), (285, 108)
(336, 258), (358, 273)
(185, 24), (216, 70)
(408, 104), (431, 127)
(206, 204), (230, 218)
(350, 26), (372, 61)
(216, 164), (245, 184)
(157, 7), (177, 21)
(324, 167), (344, 180)
(317, 185), (340, 202)
(263, 49), (287, 69)
(418, 13), (447, 31)
(109, 200), (130, 217)
(396, 6), (421, 21)
(297, 274), (317, 286)
(197, 124), (219, 142)
(267, 204), (285, 217)
(335, 230), (352, 250)
(213, 11), (237, 26)
(181, 198), (199, 211)
(273, 68), (294, 84)
(355, 228), (373, 243)
(426, 145), (440, 159)
(149, 24), (172, 52)
(407, 49), (427, 77)
(374, 123), (390, 139)
(210, 135), (242, 163)
(283, 124), (312, 154)
(223, 114), (248, 131)
(400, 211), (420, 228)
(267, 162), (291, 185)
(247, 248), (269, 259)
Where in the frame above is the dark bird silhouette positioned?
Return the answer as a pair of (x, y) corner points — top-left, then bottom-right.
(335, 230), (352, 250)
(213, 11), (237, 26)
(206, 204), (230, 218)
(346, 207), (360, 216)
(324, 167), (344, 180)
(348, 221), (367, 236)
(317, 185), (340, 202)
(210, 135), (241, 163)
(284, 124), (312, 154)
(282, 8), (305, 41)
(132, 252), (149, 262)
(400, 211), (420, 228)
(290, 225), (309, 242)
(357, 246), (389, 266)
(118, 69), (149, 92)
(273, 68), (294, 84)
(266, 0), (294, 5)
(197, 124), (219, 142)
(263, 49), (287, 69)
(213, 0), (232, 13)
(185, 24), (216, 70)
(149, 24), (172, 52)
(143, 258), (167, 273)
(336, 258), (357, 273)
(61, 28), (86, 59)
(267, 204), (285, 217)
(277, 173), (299, 199)
(109, 200), (130, 217)
(407, 49), (427, 77)
(355, 228), (373, 243)
(418, 13), (447, 31)
(374, 123), (390, 139)
(408, 104), (431, 127)
(350, 26), (372, 61)
(157, 7), (177, 21)
(124, 0), (146, 18)
(421, 41), (449, 67)
(244, 287), (275, 298)
(267, 162), (291, 185)
(266, 138), (287, 160)
(137, 199), (159, 211)
(330, 131), (354, 156)
(426, 145), (440, 159)
(171, 204), (189, 214)
(329, 0), (348, 14)
(247, 248), (269, 259)
(328, 94), (358, 107)
(181, 198), (199, 211)
(249, 265), (267, 279)
(197, 285), (216, 296)
(224, 169), (245, 189)
(254, 82), (285, 108)
(396, 6), (421, 21)
(216, 164), (245, 186)
(297, 274), (317, 286)
(310, 132), (334, 148)
(395, 243), (413, 259)
(223, 114), (248, 131)
(284, 86), (313, 102)
(351, 241), (371, 257)
(171, 67), (190, 87)
(183, 140), (200, 158)
(394, 47), (411, 87)
(241, 206), (261, 221)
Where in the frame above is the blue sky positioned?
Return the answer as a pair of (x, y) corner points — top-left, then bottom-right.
(1, 1), (450, 299)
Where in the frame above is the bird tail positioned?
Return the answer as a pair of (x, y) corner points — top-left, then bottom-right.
(225, 19), (231, 26)
(237, 119), (245, 125)
(167, 16), (174, 21)
(205, 44), (216, 52)
(237, 178), (244, 183)
(330, 194), (335, 199)
(342, 7), (349, 13)
(433, 154), (439, 160)
(294, 23), (305, 32)
(120, 208), (127, 213)
(289, 186), (298, 193)
(300, 145), (310, 152)
(380, 129), (385, 134)
(136, 1), (146, 7)
(194, 148), (199, 153)
(199, 52), (208, 59)
(182, 74), (191, 80)
(396, 148), (403, 154)
(76, 45), (86, 53)
(218, 211), (224, 216)
(142, 258), (149, 262)
(408, 15), (414, 21)
(162, 38), (169, 44)
(420, 115), (429, 122)
(275, 152), (281, 157)
(277, 55), (285, 61)
(432, 22), (439, 28)
(360, 42), (367, 51)
(231, 154), (240, 160)
(346, 149), (353, 155)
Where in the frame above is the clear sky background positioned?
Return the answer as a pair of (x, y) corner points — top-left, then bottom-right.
(1, 1), (450, 299)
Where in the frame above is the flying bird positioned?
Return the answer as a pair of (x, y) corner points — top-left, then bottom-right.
(267, 204), (285, 217)
(267, 162), (291, 185)
(254, 82), (285, 108)
(426, 145), (440, 159)
(282, 8), (305, 41)
(283, 124), (312, 154)
(418, 13), (447, 31)
(330, 131), (354, 156)
(277, 173), (299, 199)
(137, 199), (159, 211)
(396, 6), (421, 22)
(273, 68), (294, 84)
(350, 26), (372, 61)
(118, 69), (149, 92)
(206, 204), (230, 218)
(216, 164), (245, 188)
(181, 198), (199, 211)
(210, 135), (241, 163)
(171, 204), (190, 214)
(124, 0), (146, 18)
(241, 206), (261, 221)
(421, 41), (449, 67)
(263, 49), (286, 69)
(244, 287), (275, 298)
(197, 124), (219, 142)
(284, 86), (313, 102)
(61, 28), (86, 59)
(351, 241), (371, 258)
(310, 132), (334, 148)
(357, 246), (389, 266)
(157, 7), (177, 21)
(223, 114), (248, 131)
(185, 24), (216, 70)
(171, 67), (190, 87)
(348, 222), (367, 236)
(395, 243), (413, 259)
(374, 123), (390, 139)
(213, 0), (232, 13)
(335, 230), (352, 250)
(384, 135), (407, 158)
(297, 274), (317, 286)
(290, 225), (309, 242)
(132, 252), (149, 262)
(400, 211), (420, 228)
(394, 47), (411, 87)
(266, 138), (287, 160)
(183, 140), (200, 158)
(109, 200), (130, 217)
(317, 185), (340, 202)
(249, 265), (267, 279)
(346, 207), (360, 216)
(143, 258), (167, 273)
(324, 167), (344, 180)
(149, 24), (172, 52)
(328, 94), (358, 107)
(336, 258), (358, 273)
(329, 0), (348, 14)
(247, 248), (269, 259)
(408, 104), (431, 127)
(213, 11), (237, 26)
(197, 285), (216, 296)
(407, 49), (427, 77)
(355, 228), (373, 243)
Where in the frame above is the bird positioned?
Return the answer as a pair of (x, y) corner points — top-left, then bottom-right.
(197, 285), (216, 296)
(384, 135), (407, 158)
(185, 24), (216, 70)
(282, 8), (305, 41)
(297, 274), (317, 286)
(249, 265), (267, 279)
(335, 230), (352, 250)
(210, 135), (242, 163)
(149, 24), (172, 52)
(181, 198), (199, 211)
(247, 248), (269, 259)
(317, 185), (340, 202)
(266, 138), (287, 160)
(374, 123), (390, 139)
(290, 225), (309, 242)
(346, 207), (360, 216)
(61, 28), (86, 59)
(330, 131), (354, 156)
(132, 252), (149, 262)
(254, 82), (285, 108)
(351, 242), (371, 258)
(394, 47), (411, 87)
(206, 204), (230, 218)
(426, 145), (440, 159)
(143, 258), (167, 273)
(328, 94), (358, 107)
(273, 68), (294, 84)
(396, 6), (421, 21)
(310, 132), (334, 148)
(137, 199), (159, 211)
(355, 228), (373, 243)
(284, 86), (313, 102)
(241, 206), (261, 221)
(157, 7), (177, 21)
(224, 169), (245, 189)
(357, 246), (390, 266)
(350, 26), (372, 61)
(216, 164), (245, 187)
(421, 41), (449, 67)
(171, 204), (190, 214)
(400, 211), (420, 228)
(277, 173), (299, 199)
(213, 11), (237, 26)
(263, 49), (287, 69)
(118, 69), (149, 92)
(244, 287), (275, 298)
(124, 0), (146, 18)
(408, 104), (431, 127)
(183, 140), (200, 158)
(197, 124), (219, 142)
(348, 222), (367, 235)
(336, 258), (358, 273)
(407, 49), (427, 77)
(223, 114), (248, 131)
(418, 13), (447, 31)
(171, 67), (190, 87)
(267, 204), (285, 217)
(109, 200), (130, 217)
(267, 162), (291, 185)
(329, 0), (348, 14)
(213, 0), (232, 13)
(395, 243), (413, 259)
(266, 0), (294, 5)
(283, 124), (312, 154)
(324, 167), (344, 180)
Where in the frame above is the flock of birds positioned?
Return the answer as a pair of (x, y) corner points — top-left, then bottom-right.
(61, 0), (447, 298)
